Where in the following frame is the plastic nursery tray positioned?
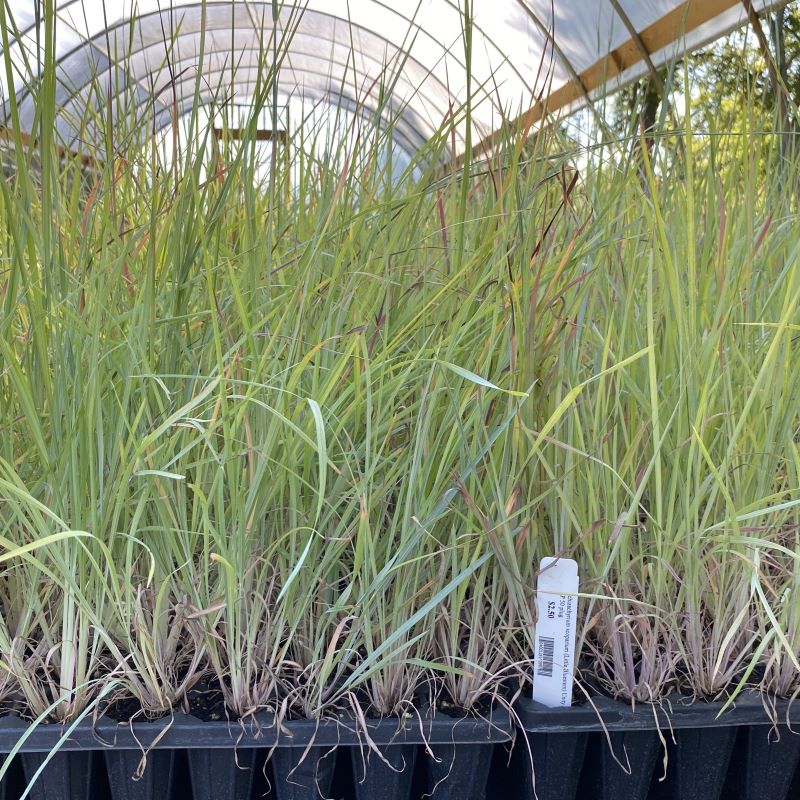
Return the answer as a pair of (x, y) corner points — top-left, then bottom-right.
(0, 707), (512, 800)
(506, 692), (800, 800)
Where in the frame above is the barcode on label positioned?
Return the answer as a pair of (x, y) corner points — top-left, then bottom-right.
(536, 636), (555, 678)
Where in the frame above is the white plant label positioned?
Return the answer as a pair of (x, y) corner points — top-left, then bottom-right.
(532, 557), (579, 708)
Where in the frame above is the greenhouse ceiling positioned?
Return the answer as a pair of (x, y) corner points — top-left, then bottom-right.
(0, 0), (789, 160)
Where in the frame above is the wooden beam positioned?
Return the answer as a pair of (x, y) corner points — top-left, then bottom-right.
(607, 0), (665, 93)
(212, 126), (287, 143)
(467, 0), (747, 161)
(0, 126), (101, 168)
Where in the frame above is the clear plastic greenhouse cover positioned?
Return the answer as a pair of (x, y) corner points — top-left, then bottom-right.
(0, 0), (788, 160)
